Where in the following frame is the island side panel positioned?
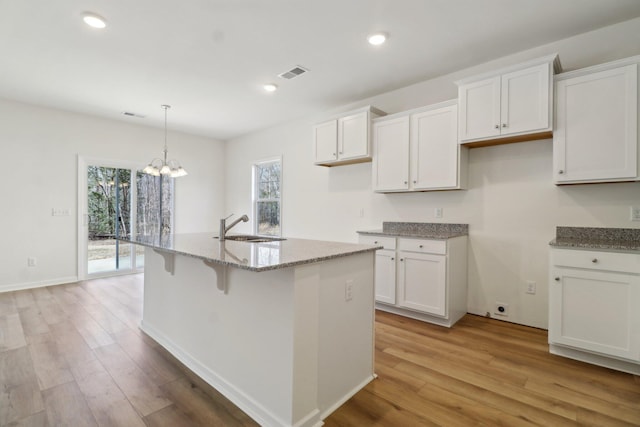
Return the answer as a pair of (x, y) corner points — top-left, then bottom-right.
(141, 248), (299, 427)
(315, 251), (376, 418)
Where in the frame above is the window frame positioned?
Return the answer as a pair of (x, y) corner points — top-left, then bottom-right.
(252, 156), (282, 237)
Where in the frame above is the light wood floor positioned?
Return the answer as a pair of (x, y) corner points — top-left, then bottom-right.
(0, 274), (638, 426)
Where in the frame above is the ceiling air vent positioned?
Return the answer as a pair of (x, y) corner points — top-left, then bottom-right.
(278, 66), (309, 80)
(122, 111), (146, 118)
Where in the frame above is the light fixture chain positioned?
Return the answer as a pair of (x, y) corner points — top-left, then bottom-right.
(143, 104), (187, 177)
(162, 105), (170, 163)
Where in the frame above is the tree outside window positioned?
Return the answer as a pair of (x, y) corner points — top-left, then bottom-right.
(253, 158), (281, 236)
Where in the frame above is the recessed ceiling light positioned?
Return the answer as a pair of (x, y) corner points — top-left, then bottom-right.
(263, 83), (278, 93)
(82, 12), (107, 29)
(367, 32), (388, 46)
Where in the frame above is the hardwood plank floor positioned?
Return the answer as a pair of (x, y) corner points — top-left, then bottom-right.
(0, 274), (638, 426)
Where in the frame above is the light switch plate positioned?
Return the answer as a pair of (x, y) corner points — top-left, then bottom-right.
(631, 206), (640, 221)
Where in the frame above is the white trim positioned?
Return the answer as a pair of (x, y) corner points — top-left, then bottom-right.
(454, 53), (561, 86)
(0, 276), (78, 293)
(140, 319), (318, 427)
(317, 375), (375, 422)
(550, 344), (640, 376)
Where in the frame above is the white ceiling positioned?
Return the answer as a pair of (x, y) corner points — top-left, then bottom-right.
(2, 0), (640, 141)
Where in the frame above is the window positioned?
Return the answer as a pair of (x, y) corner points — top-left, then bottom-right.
(253, 158), (281, 236)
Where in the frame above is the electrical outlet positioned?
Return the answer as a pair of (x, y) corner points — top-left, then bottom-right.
(52, 208), (70, 217)
(345, 280), (354, 301)
(526, 281), (536, 295)
(434, 207), (443, 218)
(631, 206), (640, 221)
(494, 302), (509, 316)
(27, 257), (37, 267)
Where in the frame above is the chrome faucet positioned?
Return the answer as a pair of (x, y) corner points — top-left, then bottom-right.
(219, 214), (249, 241)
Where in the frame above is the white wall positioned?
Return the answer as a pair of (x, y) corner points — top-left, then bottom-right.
(225, 17), (640, 329)
(0, 99), (225, 291)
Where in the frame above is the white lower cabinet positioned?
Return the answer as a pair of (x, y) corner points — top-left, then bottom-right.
(397, 251), (446, 316)
(549, 248), (640, 374)
(374, 249), (396, 305)
(359, 234), (468, 327)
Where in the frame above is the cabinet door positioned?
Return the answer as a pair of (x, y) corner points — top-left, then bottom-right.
(554, 64), (638, 183)
(458, 76), (501, 142)
(372, 116), (410, 191)
(338, 111), (369, 160)
(314, 120), (338, 163)
(549, 267), (640, 361)
(397, 251), (446, 316)
(411, 104), (458, 190)
(374, 249), (397, 304)
(500, 63), (550, 136)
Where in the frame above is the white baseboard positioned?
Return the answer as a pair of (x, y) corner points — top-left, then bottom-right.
(0, 276), (78, 293)
(318, 375), (375, 422)
(550, 344), (640, 375)
(140, 320), (323, 427)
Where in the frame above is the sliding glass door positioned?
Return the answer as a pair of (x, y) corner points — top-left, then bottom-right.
(79, 157), (174, 279)
(86, 166), (137, 274)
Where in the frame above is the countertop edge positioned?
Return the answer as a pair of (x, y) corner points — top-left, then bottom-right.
(549, 238), (640, 253)
(120, 236), (382, 272)
(357, 230), (469, 240)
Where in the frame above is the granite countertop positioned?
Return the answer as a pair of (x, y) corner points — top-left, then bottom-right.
(358, 222), (469, 239)
(549, 226), (640, 252)
(120, 233), (381, 272)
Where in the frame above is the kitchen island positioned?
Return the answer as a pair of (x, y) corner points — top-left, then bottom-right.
(120, 233), (380, 427)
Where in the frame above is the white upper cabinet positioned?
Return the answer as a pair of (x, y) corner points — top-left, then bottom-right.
(372, 116), (410, 191)
(313, 106), (385, 166)
(372, 100), (466, 192)
(457, 54), (560, 146)
(554, 57), (639, 184)
(411, 104), (460, 190)
(314, 120), (338, 164)
(457, 76), (501, 141)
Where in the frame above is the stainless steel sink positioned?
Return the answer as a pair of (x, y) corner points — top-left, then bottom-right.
(215, 235), (286, 243)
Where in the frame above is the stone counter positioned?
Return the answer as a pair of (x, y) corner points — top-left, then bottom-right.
(549, 226), (640, 252)
(120, 233), (381, 272)
(358, 222), (468, 239)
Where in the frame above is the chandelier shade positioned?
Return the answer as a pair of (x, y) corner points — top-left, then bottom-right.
(143, 105), (188, 178)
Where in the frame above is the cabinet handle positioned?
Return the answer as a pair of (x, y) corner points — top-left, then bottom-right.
(332, 152), (336, 156)
(339, 151), (343, 154)
(413, 180), (417, 184)
(502, 123), (507, 128)
(404, 181), (408, 185)
(400, 258), (404, 262)
(494, 124), (499, 129)
(558, 170), (564, 174)
(391, 257), (395, 261)
(419, 245), (423, 249)
(554, 277), (560, 281)
(592, 258), (598, 263)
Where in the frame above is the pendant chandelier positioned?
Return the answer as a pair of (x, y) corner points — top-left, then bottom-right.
(143, 105), (188, 178)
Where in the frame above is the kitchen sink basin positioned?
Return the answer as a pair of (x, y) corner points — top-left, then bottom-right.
(215, 235), (286, 243)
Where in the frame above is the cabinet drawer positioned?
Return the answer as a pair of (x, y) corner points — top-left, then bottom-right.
(398, 238), (446, 255)
(358, 235), (396, 250)
(552, 249), (640, 274)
